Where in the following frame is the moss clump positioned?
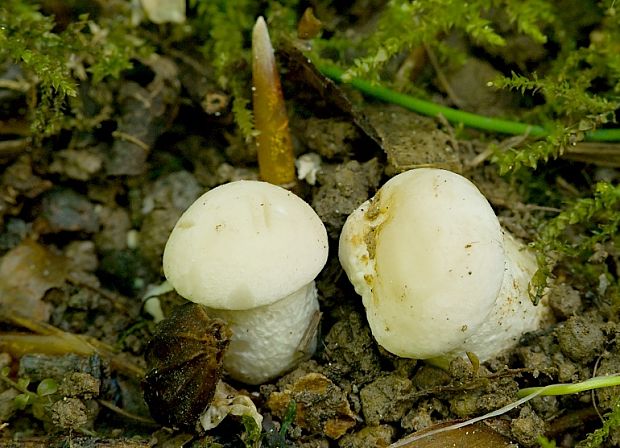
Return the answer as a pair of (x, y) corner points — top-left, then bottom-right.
(530, 181), (620, 305)
(0, 1), (150, 138)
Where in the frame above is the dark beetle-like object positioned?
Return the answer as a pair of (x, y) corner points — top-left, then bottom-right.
(143, 303), (232, 428)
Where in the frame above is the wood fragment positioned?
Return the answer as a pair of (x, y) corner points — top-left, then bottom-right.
(564, 142), (620, 167)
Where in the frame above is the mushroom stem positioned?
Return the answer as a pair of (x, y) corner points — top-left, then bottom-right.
(443, 231), (544, 361)
(252, 16), (296, 187)
(207, 282), (319, 385)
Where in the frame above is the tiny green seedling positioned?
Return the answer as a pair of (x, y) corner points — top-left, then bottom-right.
(262, 399), (297, 448)
(0, 367), (58, 421)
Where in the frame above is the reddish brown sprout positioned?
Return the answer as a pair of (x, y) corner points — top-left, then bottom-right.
(252, 16), (296, 187)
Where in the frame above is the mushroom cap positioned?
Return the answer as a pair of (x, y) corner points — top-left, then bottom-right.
(163, 180), (328, 310)
(339, 168), (506, 359)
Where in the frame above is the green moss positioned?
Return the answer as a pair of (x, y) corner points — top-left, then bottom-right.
(491, 124), (578, 174)
(529, 181), (620, 304)
(0, 1), (150, 138)
(309, 1), (619, 172)
(490, 1), (619, 171)
(187, 0), (300, 141)
(577, 397), (620, 447)
(320, 0), (556, 82)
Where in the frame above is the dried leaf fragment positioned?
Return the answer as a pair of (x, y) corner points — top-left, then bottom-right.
(267, 372), (356, 439)
(392, 421), (515, 447)
(0, 240), (68, 321)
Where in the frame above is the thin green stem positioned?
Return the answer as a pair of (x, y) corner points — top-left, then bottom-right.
(585, 128), (620, 142)
(319, 65), (620, 142)
(0, 374), (34, 396)
(517, 374), (620, 398)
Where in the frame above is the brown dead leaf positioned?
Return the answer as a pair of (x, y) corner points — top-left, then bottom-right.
(0, 239), (69, 321)
(362, 104), (461, 174)
(393, 421), (515, 447)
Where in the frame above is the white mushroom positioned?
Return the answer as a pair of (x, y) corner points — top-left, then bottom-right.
(338, 168), (550, 364)
(163, 180), (328, 384)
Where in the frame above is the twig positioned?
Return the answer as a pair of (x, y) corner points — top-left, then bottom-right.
(424, 43), (464, 108)
(0, 309), (145, 379)
(111, 131), (150, 151)
(97, 400), (158, 427)
(0, 79), (31, 92)
(0, 138), (29, 158)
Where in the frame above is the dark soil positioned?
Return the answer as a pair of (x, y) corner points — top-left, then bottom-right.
(0, 2), (619, 448)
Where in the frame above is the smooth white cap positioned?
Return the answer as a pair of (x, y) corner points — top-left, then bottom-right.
(163, 180), (328, 310)
(339, 168), (506, 359)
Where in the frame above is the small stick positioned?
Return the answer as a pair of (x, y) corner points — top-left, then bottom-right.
(423, 43), (464, 108)
(0, 309), (145, 379)
(97, 399), (158, 426)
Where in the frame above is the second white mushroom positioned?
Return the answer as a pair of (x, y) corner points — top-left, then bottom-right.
(339, 168), (550, 364)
